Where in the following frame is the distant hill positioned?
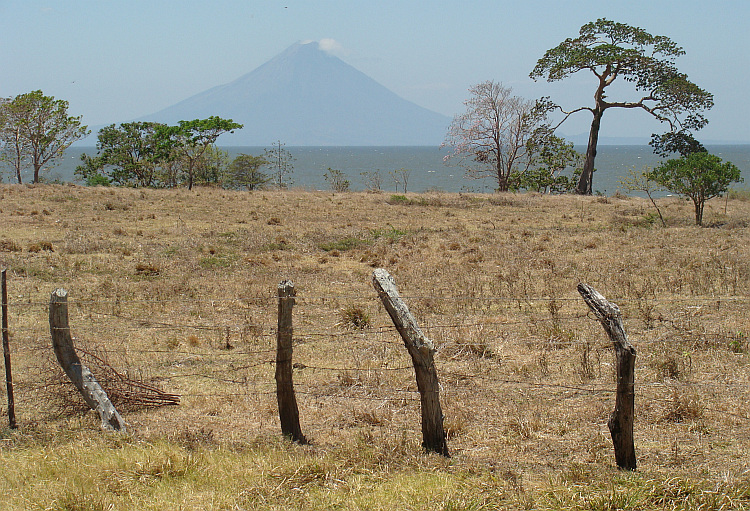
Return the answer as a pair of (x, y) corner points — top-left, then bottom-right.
(138, 42), (451, 146)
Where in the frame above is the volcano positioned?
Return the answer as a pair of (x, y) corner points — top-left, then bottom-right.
(142, 42), (450, 146)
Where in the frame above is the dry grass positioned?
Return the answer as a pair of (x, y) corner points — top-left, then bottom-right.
(0, 184), (749, 509)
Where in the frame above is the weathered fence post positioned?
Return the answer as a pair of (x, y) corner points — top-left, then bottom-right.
(577, 282), (636, 470)
(275, 280), (307, 444)
(372, 268), (449, 456)
(49, 289), (125, 432)
(1, 270), (16, 429)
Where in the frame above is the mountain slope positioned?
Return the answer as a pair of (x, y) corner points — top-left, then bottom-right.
(141, 42), (450, 146)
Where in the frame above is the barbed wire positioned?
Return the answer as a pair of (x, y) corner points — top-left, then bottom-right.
(4, 292), (749, 309)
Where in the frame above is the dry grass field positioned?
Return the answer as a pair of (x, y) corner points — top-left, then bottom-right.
(0, 183), (749, 510)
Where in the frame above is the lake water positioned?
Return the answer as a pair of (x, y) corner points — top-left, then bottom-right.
(15, 144), (750, 195)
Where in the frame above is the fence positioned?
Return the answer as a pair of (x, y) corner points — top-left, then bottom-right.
(1, 267), (749, 472)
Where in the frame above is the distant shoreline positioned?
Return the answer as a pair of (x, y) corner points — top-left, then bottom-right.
(9, 144), (750, 196)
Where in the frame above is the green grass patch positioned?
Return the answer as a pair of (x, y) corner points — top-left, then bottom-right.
(387, 194), (410, 205)
(319, 236), (368, 252)
(370, 226), (408, 241)
(320, 227), (408, 252)
(198, 253), (236, 269)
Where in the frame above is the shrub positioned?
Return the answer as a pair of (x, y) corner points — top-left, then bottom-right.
(324, 167), (350, 192)
(0, 239), (21, 252)
(337, 305), (371, 330)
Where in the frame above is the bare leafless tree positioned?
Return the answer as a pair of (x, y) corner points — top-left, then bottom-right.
(444, 81), (545, 192)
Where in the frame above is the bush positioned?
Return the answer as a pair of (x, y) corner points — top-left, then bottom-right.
(324, 167), (350, 192)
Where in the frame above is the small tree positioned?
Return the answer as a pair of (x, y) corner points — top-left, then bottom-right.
(517, 131), (581, 193)
(324, 167), (350, 192)
(390, 168), (410, 193)
(647, 152), (742, 225)
(360, 170), (382, 192)
(444, 81), (549, 192)
(619, 166), (666, 227)
(1, 90), (89, 183)
(227, 153), (269, 190)
(264, 140), (295, 189)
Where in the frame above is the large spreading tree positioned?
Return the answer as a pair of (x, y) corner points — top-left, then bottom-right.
(530, 18), (713, 195)
(0, 90), (88, 183)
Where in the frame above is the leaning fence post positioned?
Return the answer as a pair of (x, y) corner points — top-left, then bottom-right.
(275, 280), (307, 444)
(49, 289), (125, 432)
(372, 268), (449, 456)
(577, 282), (636, 470)
(1, 270), (16, 429)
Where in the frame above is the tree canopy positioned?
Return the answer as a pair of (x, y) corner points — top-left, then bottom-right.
(158, 116), (243, 190)
(530, 18), (713, 195)
(0, 90), (88, 183)
(77, 122), (164, 187)
(226, 153), (270, 190)
(77, 117), (242, 189)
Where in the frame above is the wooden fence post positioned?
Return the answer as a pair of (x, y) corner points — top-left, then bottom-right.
(49, 289), (125, 432)
(275, 280), (307, 444)
(577, 282), (636, 470)
(1, 270), (16, 429)
(372, 268), (449, 456)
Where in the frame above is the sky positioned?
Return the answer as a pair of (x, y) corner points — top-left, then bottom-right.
(1, 0), (748, 143)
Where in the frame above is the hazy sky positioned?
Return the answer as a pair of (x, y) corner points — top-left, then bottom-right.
(2, 0), (748, 143)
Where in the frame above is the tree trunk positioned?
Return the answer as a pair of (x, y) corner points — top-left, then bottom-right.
(496, 165), (509, 192)
(577, 283), (636, 470)
(576, 109), (604, 195)
(49, 289), (126, 432)
(275, 280), (307, 444)
(372, 269), (449, 456)
(13, 135), (23, 185)
(187, 161), (194, 191)
(693, 198), (704, 225)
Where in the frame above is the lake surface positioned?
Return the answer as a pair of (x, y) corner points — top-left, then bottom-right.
(15, 144), (750, 195)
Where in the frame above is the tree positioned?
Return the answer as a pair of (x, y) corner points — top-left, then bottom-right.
(160, 117), (243, 190)
(1, 90), (89, 183)
(390, 168), (411, 193)
(444, 81), (549, 192)
(76, 122), (165, 187)
(530, 19), (713, 195)
(0, 96), (30, 184)
(618, 166), (666, 227)
(192, 145), (230, 187)
(226, 153), (269, 190)
(264, 140), (295, 189)
(650, 130), (706, 158)
(324, 167), (350, 192)
(360, 170), (382, 192)
(647, 152), (742, 225)
(517, 130), (582, 193)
